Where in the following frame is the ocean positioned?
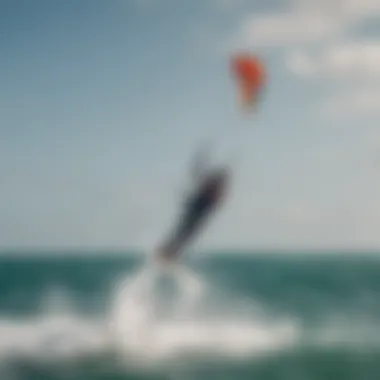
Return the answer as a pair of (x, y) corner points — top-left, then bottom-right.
(0, 251), (379, 379)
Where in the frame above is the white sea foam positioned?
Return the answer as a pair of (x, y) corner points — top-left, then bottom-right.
(1, 260), (380, 377)
(109, 263), (298, 365)
(0, 262), (299, 369)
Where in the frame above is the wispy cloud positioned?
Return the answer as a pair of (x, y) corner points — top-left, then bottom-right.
(232, 0), (380, 49)
(287, 43), (380, 79)
(234, 10), (337, 48)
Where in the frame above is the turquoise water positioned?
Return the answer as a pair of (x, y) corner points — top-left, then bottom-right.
(0, 252), (380, 379)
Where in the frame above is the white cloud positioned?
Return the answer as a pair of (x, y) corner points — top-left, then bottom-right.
(287, 42), (380, 79)
(233, 0), (380, 49)
(286, 42), (380, 122)
(339, 0), (380, 19)
(235, 10), (338, 48)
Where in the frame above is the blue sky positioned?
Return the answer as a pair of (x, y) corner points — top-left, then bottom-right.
(1, 0), (380, 251)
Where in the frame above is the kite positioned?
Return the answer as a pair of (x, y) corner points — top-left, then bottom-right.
(231, 53), (266, 111)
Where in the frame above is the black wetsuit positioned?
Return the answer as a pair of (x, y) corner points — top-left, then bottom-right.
(160, 174), (225, 259)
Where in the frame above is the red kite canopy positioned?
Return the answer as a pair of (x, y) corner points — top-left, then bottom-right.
(231, 53), (266, 110)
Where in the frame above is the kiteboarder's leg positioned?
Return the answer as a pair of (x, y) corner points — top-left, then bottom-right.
(158, 198), (213, 261)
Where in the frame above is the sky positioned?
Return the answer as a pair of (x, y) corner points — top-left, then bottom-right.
(1, 0), (380, 251)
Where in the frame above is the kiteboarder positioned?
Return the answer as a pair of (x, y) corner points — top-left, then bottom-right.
(156, 146), (230, 263)
(154, 52), (265, 264)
